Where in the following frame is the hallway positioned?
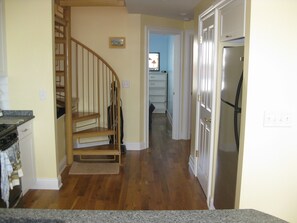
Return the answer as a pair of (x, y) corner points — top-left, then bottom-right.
(18, 114), (208, 210)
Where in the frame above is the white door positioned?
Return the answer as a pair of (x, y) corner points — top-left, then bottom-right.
(196, 12), (215, 195)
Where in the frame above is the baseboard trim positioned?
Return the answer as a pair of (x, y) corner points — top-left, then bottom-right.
(208, 198), (215, 210)
(125, 142), (146, 151)
(58, 156), (67, 176)
(167, 111), (172, 126)
(33, 176), (62, 190)
(188, 154), (195, 175)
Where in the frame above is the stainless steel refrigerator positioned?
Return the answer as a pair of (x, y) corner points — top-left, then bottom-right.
(214, 46), (244, 209)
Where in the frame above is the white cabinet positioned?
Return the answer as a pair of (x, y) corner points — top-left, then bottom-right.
(219, 0), (245, 41)
(149, 72), (167, 113)
(0, 0), (6, 76)
(18, 120), (36, 195)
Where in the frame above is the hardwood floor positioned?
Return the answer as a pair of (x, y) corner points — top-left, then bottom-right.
(17, 114), (207, 210)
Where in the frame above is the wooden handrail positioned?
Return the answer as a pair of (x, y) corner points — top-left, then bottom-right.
(71, 38), (120, 83)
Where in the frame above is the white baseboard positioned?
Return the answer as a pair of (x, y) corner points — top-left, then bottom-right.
(125, 142), (146, 151)
(167, 111), (172, 126)
(208, 197), (216, 210)
(188, 154), (195, 175)
(33, 175), (62, 190)
(58, 156), (67, 176)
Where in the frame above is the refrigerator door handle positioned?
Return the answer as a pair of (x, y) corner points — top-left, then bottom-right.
(234, 71), (243, 151)
(221, 98), (235, 108)
(221, 98), (241, 113)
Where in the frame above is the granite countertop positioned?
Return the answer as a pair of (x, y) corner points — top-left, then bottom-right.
(0, 110), (34, 126)
(0, 209), (287, 223)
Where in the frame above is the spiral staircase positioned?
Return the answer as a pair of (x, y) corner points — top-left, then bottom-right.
(54, 3), (122, 167)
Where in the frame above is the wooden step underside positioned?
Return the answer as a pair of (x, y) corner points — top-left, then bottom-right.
(73, 144), (120, 156)
(72, 112), (99, 123)
(56, 85), (65, 92)
(55, 37), (66, 44)
(56, 71), (65, 76)
(55, 28), (65, 35)
(56, 54), (65, 60)
(73, 127), (114, 139)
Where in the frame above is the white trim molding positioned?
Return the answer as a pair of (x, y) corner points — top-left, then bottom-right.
(125, 142), (146, 151)
(58, 156), (67, 176)
(181, 29), (194, 140)
(188, 154), (196, 175)
(167, 110), (173, 126)
(208, 198), (216, 210)
(33, 176), (62, 190)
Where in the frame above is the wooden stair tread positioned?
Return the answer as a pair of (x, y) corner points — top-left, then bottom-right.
(73, 127), (114, 139)
(73, 144), (120, 156)
(55, 37), (66, 44)
(72, 112), (99, 122)
(56, 71), (65, 76)
(55, 15), (66, 26)
(57, 97), (78, 103)
(56, 99), (65, 107)
(56, 54), (65, 60)
(56, 85), (65, 92)
(55, 28), (65, 35)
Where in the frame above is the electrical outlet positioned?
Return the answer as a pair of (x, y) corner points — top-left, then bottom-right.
(263, 111), (292, 127)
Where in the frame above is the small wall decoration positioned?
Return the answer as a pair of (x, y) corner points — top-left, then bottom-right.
(149, 52), (160, 71)
(109, 37), (126, 48)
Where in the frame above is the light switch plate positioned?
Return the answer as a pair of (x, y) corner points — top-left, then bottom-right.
(122, 80), (130, 88)
(39, 89), (47, 101)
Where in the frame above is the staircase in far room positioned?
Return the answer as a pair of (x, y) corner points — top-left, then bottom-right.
(54, 2), (122, 167)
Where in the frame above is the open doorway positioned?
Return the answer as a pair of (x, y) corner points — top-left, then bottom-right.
(146, 29), (181, 150)
(148, 33), (174, 125)
(144, 27), (193, 148)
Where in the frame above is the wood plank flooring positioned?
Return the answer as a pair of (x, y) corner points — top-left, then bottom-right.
(17, 114), (207, 210)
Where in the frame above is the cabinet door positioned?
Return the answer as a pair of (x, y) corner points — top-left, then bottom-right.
(220, 0), (245, 41)
(18, 121), (36, 195)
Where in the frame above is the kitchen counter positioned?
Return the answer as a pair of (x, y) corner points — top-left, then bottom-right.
(0, 209), (287, 223)
(0, 110), (34, 125)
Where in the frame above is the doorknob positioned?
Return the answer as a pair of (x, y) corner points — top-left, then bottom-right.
(204, 118), (211, 123)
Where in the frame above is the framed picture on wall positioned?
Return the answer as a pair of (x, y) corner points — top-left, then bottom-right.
(109, 37), (126, 48)
(149, 52), (160, 71)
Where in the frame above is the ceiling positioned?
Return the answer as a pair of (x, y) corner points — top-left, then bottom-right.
(125, 0), (202, 21)
(58, 0), (202, 21)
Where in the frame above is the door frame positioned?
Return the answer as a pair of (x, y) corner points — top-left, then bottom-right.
(144, 26), (183, 148)
(181, 30), (194, 140)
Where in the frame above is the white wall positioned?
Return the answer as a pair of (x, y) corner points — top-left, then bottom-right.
(0, 0), (6, 77)
(237, 1), (297, 222)
(0, 0), (8, 109)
